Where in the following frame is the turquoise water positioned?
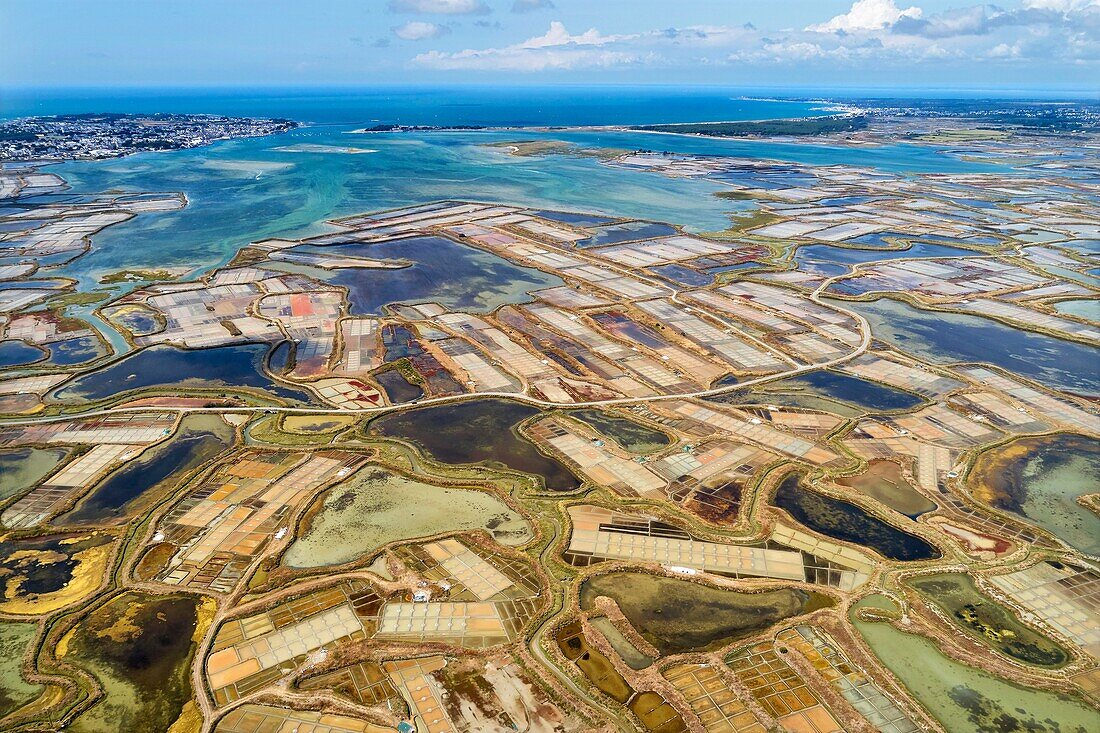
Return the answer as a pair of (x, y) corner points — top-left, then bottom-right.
(1053, 298), (1099, 321)
(46, 127), (745, 292)
(43, 124), (1005, 297)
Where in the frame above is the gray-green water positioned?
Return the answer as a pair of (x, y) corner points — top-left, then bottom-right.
(283, 466), (531, 567)
(851, 596), (1099, 733)
(0, 447), (69, 502)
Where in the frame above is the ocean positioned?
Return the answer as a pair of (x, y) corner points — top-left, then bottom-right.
(0, 86), (834, 126)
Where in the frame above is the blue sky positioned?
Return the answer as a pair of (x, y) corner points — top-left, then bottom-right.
(3, 0), (1098, 90)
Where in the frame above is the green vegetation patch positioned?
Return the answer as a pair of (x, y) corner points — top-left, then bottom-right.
(631, 115), (868, 137)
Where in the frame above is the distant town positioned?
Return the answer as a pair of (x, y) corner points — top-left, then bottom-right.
(0, 112), (298, 161)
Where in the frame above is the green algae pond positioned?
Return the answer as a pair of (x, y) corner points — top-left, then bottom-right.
(0, 447), (69, 502)
(282, 466), (532, 568)
(0, 621), (43, 717)
(565, 409), (673, 454)
(368, 398), (581, 491)
(968, 433), (1100, 556)
(851, 595), (1099, 733)
(63, 591), (203, 733)
(774, 473), (940, 561)
(907, 572), (1071, 668)
(556, 620), (633, 703)
(579, 572), (833, 654)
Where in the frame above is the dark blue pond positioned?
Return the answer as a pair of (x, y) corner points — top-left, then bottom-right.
(846, 231), (999, 249)
(768, 370), (925, 412)
(52, 343), (315, 403)
(0, 339), (46, 367)
(575, 221), (677, 248)
(59, 419), (234, 525)
(46, 335), (104, 366)
(842, 297), (1100, 397)
(375, 369), (424, 404)
(774, 474), (941, 562)
(0, 278), (72, 290)
(795, 242), (978, 277)
(649, 264), (712, 287)
(287, 235), (559, 315)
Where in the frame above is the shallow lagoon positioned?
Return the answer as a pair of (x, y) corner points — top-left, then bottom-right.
(374, 368), (424, 404)
(774, 474), (940, 561)
(851, 595), (1099, 733)
(589, 616), (655, 670)
(794, 241), (978, 277)
(968, 434), (1100, 555)
(839, 297), (1100, 396)
(52, 343), (315, 403)
(1052, 298), (1099, 321)
(580, 571), (831, 654)
(44, 334), (106, 366)
(837, 460), (936, 518)
(370, 398), (581, 491)
(0, 339), (46, 368)
(283, 466), (531, 567)
(0, 533), (114, 614)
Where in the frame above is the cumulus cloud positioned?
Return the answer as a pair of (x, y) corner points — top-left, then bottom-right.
(409, 1), (1100, 72)
(393, 21), (449, 40)
(388, 0), (489, 15)
(1023, 0), (1099, 10)
(520, 21), (633, 48)
(807, 0), (923, 32)
(512, 0), (555, 12)
(413, 21), (640, 70)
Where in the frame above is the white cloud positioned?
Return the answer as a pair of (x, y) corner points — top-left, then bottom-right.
(512, 0), (555, 13)
(410, 3), (1100, 73)
(520, 21), (632, 48)
(413, 21), (640, 70)
(388, 0), (489, 15)
(1023, 0), (1099, 10)
(808, 0), (923, 32)
(414, 48), (640, 71)
(393, 21), (449, 40)
(987, 41), (1022, 57)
